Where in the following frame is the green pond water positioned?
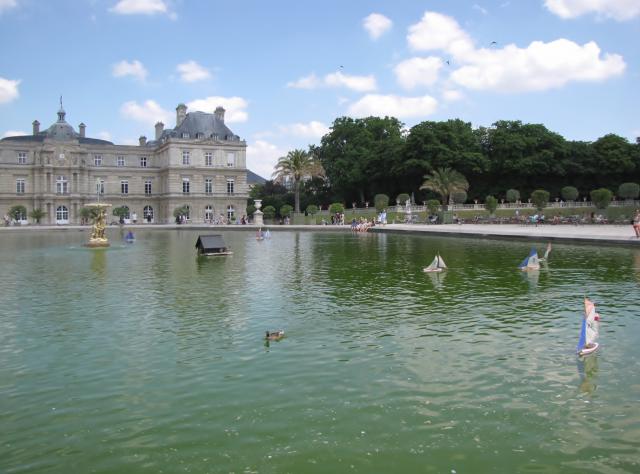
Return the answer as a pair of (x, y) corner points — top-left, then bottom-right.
(1, 229), (639, 474)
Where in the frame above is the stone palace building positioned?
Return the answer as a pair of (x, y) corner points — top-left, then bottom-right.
(0, 102), (254, 224)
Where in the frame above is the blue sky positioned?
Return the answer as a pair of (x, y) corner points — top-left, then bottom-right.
(1, 0), (638, 178)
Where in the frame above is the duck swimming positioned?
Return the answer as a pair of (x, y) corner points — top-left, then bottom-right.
(265, 330), (285, 341)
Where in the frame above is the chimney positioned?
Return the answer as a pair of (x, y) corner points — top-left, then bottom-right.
(79, 123), (86, 138)
(155, 121), (164, 140)
(176, 103), (187, 127)
(214, 106), (225, 123)
(139, 135), (147, 146)
(32, 120), (40, 135)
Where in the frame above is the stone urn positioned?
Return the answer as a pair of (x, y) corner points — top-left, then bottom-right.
(254, 199), (264, 226)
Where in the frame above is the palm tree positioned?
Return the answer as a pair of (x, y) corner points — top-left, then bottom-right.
(420, 168), (469, 208)
(272, 148), (324, 213)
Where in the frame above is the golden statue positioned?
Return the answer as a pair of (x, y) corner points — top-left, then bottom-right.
(85, 203), (111, 247)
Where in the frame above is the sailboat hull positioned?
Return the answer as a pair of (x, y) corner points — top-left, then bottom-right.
(578, 342), (599, 356)
(423, 268), (443, 273)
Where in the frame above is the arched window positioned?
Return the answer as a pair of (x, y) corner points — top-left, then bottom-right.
(205, 205), (214, 223)
(56, 205), (69, 224)
(227, 205), (235, 220)
(143, 205), (154, 223)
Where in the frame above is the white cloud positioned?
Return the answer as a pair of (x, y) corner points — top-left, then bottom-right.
(348, 93), (438, 119)
(120, 100), (171, 127)
(186, 96), (249, 123)
(279, 121), (329, 139)
(544, 0), (640, 21)
(287, 74), (322, 89)
(2, 130), (27, 138)
(324, 72), (377, 92)
(109, 0), (169, 15)
(407, 11), (475, 59)
(442, 89), (464, 101)
(112, 60), (148, 81)
(176, 60), (211, 83)
(287, 71), (377, 92)
(450, 39), (625, 92)
(246, 139), (287, 179)
(394, 57), (443, 89)
(473, 3), (488, 14)
(0, 0), (17, 14)
(363, 13), (392, 40)
(0, 77), (20, 104)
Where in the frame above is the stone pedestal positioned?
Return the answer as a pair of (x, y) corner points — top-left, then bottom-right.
(253, 199), (264, 226)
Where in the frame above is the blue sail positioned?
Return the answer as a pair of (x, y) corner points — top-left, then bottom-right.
(518, 248), (537, 269)
(576, 318), (586, 353)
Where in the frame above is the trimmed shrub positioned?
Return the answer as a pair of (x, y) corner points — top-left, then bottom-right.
(426, 199), (440, 215)
(115, 205), (131, 219)
(617, 182), (640, 200)
(452, 190), (467, 204)
(8, 205), (27, 221)
(262, 205), (276, 220)
(306, 204), (318, 215)
(485, 195), (498, 215)
(530, 189), (550, 212)
(280, 204), (293, 217)
(561, 186), (579, 201)
(329, 202), (345, 215)
(396, 193), (410, 205)
(374, 194), (389, 211)
(506, 189), (520, 203)
(590, 188), (613, 209)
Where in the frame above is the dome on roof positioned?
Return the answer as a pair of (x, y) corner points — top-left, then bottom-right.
(44, 121), (78, 140)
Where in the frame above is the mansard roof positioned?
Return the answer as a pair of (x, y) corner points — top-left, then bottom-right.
(165, 111), (239, 141)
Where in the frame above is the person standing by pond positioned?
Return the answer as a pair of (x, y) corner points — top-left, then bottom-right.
(633, 209), (640, 238)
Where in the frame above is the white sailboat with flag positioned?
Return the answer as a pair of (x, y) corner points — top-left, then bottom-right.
(423, 254), (447, 273)
(518, 248), (540, 271)
(539, 243), (552, 262)
(577, 297), (600, 356)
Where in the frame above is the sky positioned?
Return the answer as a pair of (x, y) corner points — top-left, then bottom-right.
(0, 0), (639, 179)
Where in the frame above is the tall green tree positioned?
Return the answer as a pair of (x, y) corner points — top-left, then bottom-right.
(317, 116), (404, 203)
(419, 168), (469, 208)
(272, 148), (323, 213)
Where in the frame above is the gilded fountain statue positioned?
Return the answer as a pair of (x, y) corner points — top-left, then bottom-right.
(84, 203), (111, 248)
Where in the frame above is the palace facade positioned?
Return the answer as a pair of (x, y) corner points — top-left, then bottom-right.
(0, 102), (252, 224)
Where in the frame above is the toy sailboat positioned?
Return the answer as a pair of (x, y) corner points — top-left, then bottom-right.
(539, 243), (552, 262)
(518, 248), (540, 271)
(124, 231), (135, 242)
(423, 254), (447, 273)
(577, 297), (600, 356)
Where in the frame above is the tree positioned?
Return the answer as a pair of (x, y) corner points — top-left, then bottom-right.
(426, 199), (440, 215)
(561, 186), (579, 201)
(172, 205), (189, 220)
(114, 206), (130, 218)
(29, 208), (46, 224)
(592, 134), (636, 174)
(262, 205), (276, 220)
(419, 168), (469, 208)
(317, 116), (404, 202)
(590, 188), (613, 209)
(506, 189), (520, 203)
(246, 204), (256, 216)
(272, 148), (324, 214)
(280, 204), (293, 218)
(617, 182), (639, 200)
(530, 189), (550, 212)
(396, 193), (410, 205)
(8, 205), (27, 222)
(485, 195), (498, 215)
(306, 204), (318, 216)
(329, 202), (344, 215)
(374, 194), (389, 211)
(452, 190), (467, 204)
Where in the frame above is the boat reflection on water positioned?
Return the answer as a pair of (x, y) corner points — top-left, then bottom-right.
(577, 353), (598, 394)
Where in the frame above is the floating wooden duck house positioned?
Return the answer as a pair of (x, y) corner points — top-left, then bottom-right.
(195, 234), (232, 256)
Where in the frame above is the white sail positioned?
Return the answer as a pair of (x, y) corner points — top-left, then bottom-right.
(424, 255), (439, 271)
(543, 243), (552, 260)
(437, 255), (447, 269)
(519, 249), (540, 270)
(584, 298), (600, 346)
